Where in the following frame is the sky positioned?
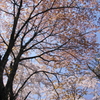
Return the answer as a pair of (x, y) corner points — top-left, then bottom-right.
(96, 33), (100, 44)
(0, 1), (100, 100)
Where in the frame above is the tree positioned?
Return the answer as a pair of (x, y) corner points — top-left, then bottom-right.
(0, 0), (99, 100)
(88, 53), (100, 79)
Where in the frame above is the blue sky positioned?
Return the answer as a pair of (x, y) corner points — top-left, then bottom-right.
(96, 33), (100, 44)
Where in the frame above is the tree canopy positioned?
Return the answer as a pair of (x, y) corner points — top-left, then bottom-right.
(0, 0), (100, 100)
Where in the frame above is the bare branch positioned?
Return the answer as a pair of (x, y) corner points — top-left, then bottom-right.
(30, 5), (80, 19)
(20, 40), (70, 61)
(0, 8), (13, 15)
(24, 91), (31, 100)
(43, 72), (60, 99)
